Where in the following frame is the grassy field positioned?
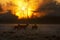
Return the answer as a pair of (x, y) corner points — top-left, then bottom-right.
(0, 24), (60, 40)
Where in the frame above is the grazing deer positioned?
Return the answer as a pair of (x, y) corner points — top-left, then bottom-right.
(14, 24), (28, 30)
(19, 24), (28, 29)
(32, 24), (37, 30)
(14, 24), (20, 30)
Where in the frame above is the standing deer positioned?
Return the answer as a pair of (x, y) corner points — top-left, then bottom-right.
(32, 24), (38, 30)
(14, 24), (29, 30)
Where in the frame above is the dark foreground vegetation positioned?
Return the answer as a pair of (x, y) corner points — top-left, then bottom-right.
(0, 31), (60, 40)
(0, 24), (60, 40)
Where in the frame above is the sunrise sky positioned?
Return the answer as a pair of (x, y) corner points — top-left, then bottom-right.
(0, 0), (60, 19)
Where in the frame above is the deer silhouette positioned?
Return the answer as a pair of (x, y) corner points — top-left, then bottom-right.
(32, 24), (38, 30)
(14, 24), (29, 30)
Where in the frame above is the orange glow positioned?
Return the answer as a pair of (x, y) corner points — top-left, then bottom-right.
(0, 0), (44, 19)
(55, 0), (60, 3)
(11, 0), (43, 19)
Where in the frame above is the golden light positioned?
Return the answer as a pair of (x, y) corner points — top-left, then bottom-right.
(0, 0), (44, 19)
(21, 7), (26, 10)
(55, 0), (60, 3)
